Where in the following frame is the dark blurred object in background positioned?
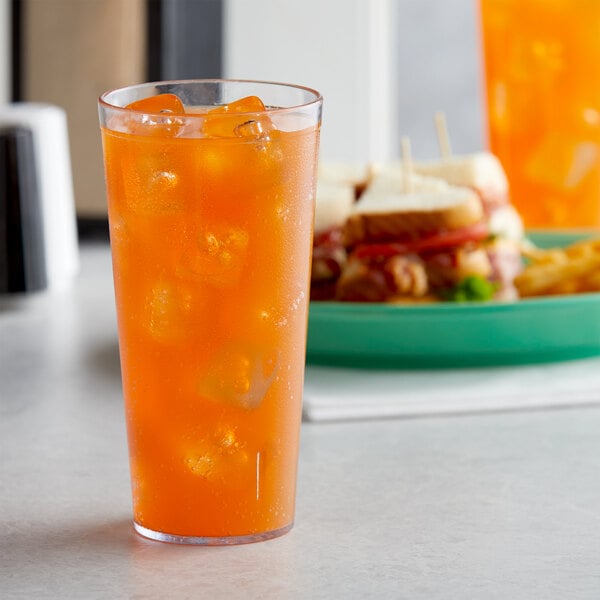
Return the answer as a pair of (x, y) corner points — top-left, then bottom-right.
(0, 125), (46, 293)
(147, 0), (222, 81)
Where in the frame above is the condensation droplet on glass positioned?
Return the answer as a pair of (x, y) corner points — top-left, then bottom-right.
(291, 290), (305, 312)
(276, 205), (290, 222)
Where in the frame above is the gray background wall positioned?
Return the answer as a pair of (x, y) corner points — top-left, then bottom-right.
(394, 0), (485, 159)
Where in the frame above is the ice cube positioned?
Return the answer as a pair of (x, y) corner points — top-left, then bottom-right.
(147, 169), (182, 210)
(198, 342), (280, 409)
(202, 95), (273, 139)
(144, 281), (193, 341)
(215, 428), (253, 474)
(123, 153), (186, 214)
(184, 427), (252, 486)
(178, 225), (249, 287)
(212, 95), (266, 114)
(583, 108), (600, 127)
(127, 93), (186, 114)
(185, 448), (215, 479)
(234, 118), (267, 140)
(125, 94), (186, 137)
(525, 132), (600, 190)
(530, 39), (564, 72)
(196, 145), (232, 181)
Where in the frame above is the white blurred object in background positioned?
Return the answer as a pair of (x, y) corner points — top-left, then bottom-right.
(0, 103), (79, 291)
(224, 0), (398, 164)
(0, 0), (9, 105)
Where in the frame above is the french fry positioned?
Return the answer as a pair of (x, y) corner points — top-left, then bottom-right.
(579, 269), (600, 292)
(565, 238), (600, 260)
(519, 240), (568, 265)
(515, 239), (600, 297)
(545, 279), (583, 295)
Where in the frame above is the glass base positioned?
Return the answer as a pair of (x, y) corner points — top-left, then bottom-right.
(133, 521), (293, 546)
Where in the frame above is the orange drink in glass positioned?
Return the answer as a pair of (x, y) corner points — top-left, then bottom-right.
(479, 0), (600, 229)
(98, 80), (322, 545)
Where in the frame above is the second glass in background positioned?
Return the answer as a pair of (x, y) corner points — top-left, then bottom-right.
(480, 0), (600, 229)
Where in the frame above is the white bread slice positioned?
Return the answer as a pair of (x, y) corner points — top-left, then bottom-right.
(413, 153), (523, 238)
(314, 180), (355, 233)
(413, 152), (509, 206)
(318, 162), (373, 187)
(344, 172), (483, 246)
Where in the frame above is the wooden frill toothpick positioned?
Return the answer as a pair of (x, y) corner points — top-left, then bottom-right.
(434, 111), (453, 159)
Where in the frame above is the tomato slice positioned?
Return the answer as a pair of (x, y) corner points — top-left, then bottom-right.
(353, 222), (489, 259)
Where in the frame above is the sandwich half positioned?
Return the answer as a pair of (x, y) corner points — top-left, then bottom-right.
(414, 152), (524, 299)
(336, 171), (522, 302)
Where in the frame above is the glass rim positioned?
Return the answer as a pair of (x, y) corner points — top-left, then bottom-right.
(98, 78), (323, 117)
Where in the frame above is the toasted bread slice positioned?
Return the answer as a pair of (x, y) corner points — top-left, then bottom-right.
(343, 172), (483, 247)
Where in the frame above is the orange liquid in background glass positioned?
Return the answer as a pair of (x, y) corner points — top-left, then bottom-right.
(101, 95), (318, 538)
(480, 0), (600, 229)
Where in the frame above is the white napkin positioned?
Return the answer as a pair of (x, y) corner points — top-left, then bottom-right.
(302, 357), (600, 422)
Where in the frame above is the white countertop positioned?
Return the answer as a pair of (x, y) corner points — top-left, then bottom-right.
(1, 243), (600, 599)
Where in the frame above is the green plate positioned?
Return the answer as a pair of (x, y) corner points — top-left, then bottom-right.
(306, 232), (600, 368)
